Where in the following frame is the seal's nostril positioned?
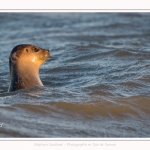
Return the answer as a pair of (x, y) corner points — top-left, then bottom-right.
(47, 50), (50, 52)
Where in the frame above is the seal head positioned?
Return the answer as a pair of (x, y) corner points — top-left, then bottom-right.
(8, 44), (50, 92)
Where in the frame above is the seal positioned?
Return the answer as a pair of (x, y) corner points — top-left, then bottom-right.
(8, 44), (50, 92)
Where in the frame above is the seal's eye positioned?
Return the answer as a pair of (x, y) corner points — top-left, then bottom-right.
(34, 48), (39, 52)
(26, 49), (28, 52)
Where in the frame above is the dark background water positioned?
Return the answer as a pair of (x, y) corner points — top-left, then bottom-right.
(0, 13), (150, 137)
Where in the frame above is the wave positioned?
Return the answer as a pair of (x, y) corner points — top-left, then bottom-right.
(2, 95), (147, 119)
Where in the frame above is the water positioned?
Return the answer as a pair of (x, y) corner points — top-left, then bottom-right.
(0, 13), (150, 137)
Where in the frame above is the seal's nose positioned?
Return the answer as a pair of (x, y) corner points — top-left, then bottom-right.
(46, 49), (50, 57)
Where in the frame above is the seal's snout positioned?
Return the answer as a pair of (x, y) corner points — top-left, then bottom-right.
(46, 49), (50, 57)
(47, 49), (50, 54)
